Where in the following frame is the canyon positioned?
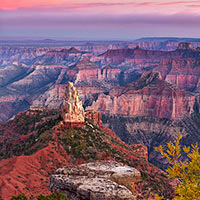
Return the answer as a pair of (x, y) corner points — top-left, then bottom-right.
(0, 40), (200, 197)
(0, 83), (174, 199)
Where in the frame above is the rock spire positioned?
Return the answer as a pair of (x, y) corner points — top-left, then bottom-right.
(62, 82), (85, 126)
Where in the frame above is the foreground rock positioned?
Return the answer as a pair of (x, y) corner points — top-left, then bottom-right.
(49, 161), (141, 200)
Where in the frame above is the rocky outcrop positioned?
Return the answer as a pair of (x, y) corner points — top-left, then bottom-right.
(49, 161), (140, 200)
(154, 58), (200, 92)
(62, 82), (85, 126)
(0, 106), (176, 199)
(85, 110), (102, 126)
(88, 72), (196, 120)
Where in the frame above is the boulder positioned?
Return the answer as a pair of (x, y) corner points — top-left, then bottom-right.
(49, 161), (141, 200)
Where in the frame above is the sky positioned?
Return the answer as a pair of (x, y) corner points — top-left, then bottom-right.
(0, 0), (200, 40)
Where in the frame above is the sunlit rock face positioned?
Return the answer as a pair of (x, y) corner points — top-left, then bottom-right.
(62, 82), (85, 126)
(87, 72), (196, 120)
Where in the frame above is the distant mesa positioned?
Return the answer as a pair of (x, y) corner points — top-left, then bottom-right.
(61, 47), (81, 54)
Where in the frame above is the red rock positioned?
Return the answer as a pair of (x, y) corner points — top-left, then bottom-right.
(87, 72), (196, 120)
(98, 46), (200, 67)
(130, 144), (148, 162)
(85, 110), (102, 126)
(0, 144), (69, 200)
(154, 58), (200, 91)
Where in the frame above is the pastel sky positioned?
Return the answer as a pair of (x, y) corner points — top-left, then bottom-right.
(0, 0), (200, 40)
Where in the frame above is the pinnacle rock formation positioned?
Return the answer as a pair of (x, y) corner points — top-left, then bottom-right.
(62, 82), (85, 126)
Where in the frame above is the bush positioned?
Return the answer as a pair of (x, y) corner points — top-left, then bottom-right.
(11, 193), (28, 200)
(153, 135), (200, 200)
(11, 193), (67, 200)
(37, 193), (68, 200)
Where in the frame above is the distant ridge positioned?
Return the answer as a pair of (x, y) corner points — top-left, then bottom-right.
(134, 37), (200, 42)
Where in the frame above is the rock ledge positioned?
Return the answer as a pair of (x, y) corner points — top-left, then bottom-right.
(49, 161), (141, 200)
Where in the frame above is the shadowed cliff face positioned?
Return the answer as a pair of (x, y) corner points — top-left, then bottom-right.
(101, 113), (200, 170)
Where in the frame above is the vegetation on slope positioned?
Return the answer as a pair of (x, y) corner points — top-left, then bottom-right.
(0, 109), (61, 160)
(0, 109), (175, 199)
(11, 193), (67, 200)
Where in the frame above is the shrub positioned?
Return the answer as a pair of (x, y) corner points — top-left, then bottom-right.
(11, 193), (68, 200)
(153, 135), (200, 200)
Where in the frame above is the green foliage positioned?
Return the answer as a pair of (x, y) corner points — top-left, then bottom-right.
(154, 135), (200, 200)
(148, 194), (164, 200)
(37, 193), (68, 200)
(0, 109), (62, 160)
(10, 193), (28, 200)
(11, 193), (67, 200)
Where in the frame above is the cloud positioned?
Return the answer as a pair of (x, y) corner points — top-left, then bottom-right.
(0, 1), (155, 11)
(2, 12), (200, 27)
(188, 4), (200, 8)
(159, 1), (200, 6)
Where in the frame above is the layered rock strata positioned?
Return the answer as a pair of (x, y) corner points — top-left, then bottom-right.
(49, 161), (141, 200)
(88, 72), (196, 120)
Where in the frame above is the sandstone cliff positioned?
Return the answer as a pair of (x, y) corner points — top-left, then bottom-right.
(87, 72), (196, 120)
(154, 58), (200, 91)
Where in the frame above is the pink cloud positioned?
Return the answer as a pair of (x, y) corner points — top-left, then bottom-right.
(188, 4), (200, 8)
(0, 1), (155, 11)
(159, 1), (200, 6)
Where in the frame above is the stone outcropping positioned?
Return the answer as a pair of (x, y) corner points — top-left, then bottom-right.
(85, 110), (102, 126)
(49, 161), (141, 200)
(62, 82), (85, 126)
(154, 58), (200, 92)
